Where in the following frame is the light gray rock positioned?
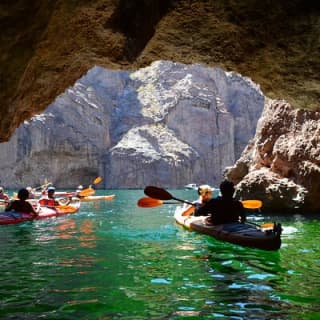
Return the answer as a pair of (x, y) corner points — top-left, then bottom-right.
(0, 61), (264, 189)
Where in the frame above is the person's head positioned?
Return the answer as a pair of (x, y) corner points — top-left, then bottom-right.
(17, 188), (29, 201)
(197, 184), (214, 202)
(77, 185), (83, 191)
(0, 187), (4, 193)
(219, 180), (235, 198)
(47, 186), (55, 197)
(26, 186), (33, 192)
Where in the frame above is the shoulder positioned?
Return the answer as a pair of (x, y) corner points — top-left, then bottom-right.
(210, 197), (222, 204)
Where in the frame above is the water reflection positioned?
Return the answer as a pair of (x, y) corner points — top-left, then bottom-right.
(0, 190), (319, 320)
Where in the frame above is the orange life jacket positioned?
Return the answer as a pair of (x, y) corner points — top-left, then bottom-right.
(39, 198), (58, 207)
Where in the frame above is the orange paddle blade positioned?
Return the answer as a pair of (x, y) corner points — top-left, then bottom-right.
(56, 205), (79, 213)
(93, 176), (102, 185)
(242, 200), (263, 209)
(137, 197), (163, 208)
(79, 188), (95, 197)
(260, 223), (275, 229)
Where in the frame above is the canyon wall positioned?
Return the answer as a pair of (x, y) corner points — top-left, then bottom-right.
(0, 61), (264, 189)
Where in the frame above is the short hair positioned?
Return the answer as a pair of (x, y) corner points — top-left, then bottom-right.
(219, 180), (235, 197)
(18, 188), (29, 200)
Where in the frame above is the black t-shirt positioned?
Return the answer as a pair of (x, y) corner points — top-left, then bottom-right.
(194, 199), (215, 217)
(194, 196), (245, 224)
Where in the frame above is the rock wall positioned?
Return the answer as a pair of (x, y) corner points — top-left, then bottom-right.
(0, 61), (264, 189)
(226, 100), (320, 212)
(1, 1), (319, 141)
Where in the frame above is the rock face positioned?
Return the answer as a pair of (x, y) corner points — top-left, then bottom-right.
(0, 61), (264, 189)
(0, 0), (319, 141)
(226, 100), (320, 212)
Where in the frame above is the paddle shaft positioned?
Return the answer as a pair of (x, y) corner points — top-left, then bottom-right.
(170, 196), (193, 206)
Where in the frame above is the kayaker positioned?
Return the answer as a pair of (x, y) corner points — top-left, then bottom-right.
(181, 184), (215, 217)
(207, 180), (246, 225)
(75, 185), (84, 199)
(39, 186), (68, 207)
(5, 188), (38, 217)
(182, 180), (246, 225)
(0, 186), (10, 203)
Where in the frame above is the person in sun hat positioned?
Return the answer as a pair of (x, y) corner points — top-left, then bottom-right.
(193, 184), (216, 216)
(181, 184), (215, 217)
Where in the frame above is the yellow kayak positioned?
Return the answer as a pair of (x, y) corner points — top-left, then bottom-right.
(72, 194), (115, 202)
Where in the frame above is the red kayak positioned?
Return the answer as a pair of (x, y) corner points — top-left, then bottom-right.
(0, 202), (80, 225)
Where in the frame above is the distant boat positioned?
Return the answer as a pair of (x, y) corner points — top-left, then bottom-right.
(184, 183), (198, 190)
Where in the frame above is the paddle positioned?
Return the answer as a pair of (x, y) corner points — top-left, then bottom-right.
(33, 180), (52, 191)
(144, 186), (263, 209)
(144, 186), (194, 205)
(137, 197), (179, 208)
(139, 196), (274, 229)
(78, 176), (103, 197)
(241, 200), (262, 210)
(143, 186), (273, 229)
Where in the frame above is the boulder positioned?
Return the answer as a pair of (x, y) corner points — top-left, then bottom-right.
(226, 100), (320, 212)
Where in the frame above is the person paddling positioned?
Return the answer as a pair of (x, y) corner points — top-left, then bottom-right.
(181, 184), (215, 217)
(207, 180), (246, 225)
(5, 188), (38, 217)
(39, 186), (69, 207)
(181, 180), (246, 225)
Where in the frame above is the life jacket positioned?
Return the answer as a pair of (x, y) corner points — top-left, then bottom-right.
(39, 198), (58, 207)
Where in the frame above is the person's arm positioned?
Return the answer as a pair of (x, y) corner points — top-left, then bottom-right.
(182, 204), (196, 217)
(25, 202), (38, 216)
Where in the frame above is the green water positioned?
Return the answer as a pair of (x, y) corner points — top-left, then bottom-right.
(0, 189), (319, 319)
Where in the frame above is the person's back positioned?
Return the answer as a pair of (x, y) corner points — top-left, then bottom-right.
(5, 188), (38, 216)
(210, 197), (244, 224)
(210, 180), (245, 225)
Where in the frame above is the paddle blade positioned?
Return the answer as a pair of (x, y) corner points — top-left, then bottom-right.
(144, 186), (173, 200)
(261, 223), (275, 229)
(56, 205), (79, 213)
(137, 197), (163, 208)
(79, 188), (95, 197)
(242, 200), (263, 209)
(93, 176), (103, 185)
